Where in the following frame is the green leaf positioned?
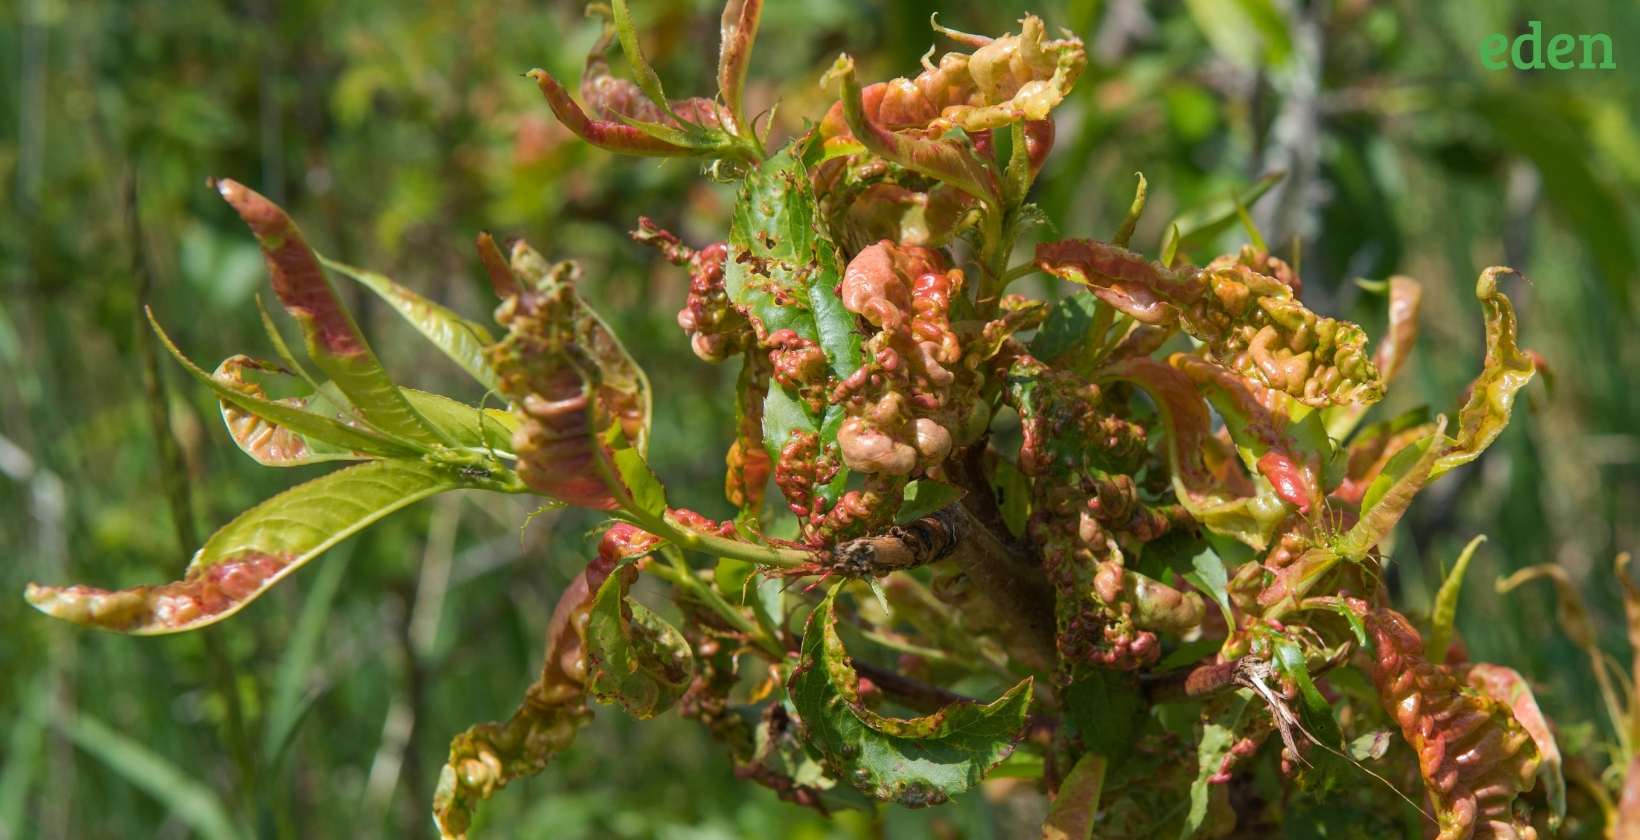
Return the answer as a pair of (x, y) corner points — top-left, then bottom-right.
(1042, 752), (1106, 840)
(1063, 667), (1144, 773)
(1113, 171), (1148, 248)
(152, 315), (420, 461)
(897, 480), (964, 524)
(215, 179), (447, 447)
(1165, 171), (1283, 257)
(57, 712), (243, 840)
(584, 565), (695, 719)
(1426, 535), (1486, 663)
(1029, 291), (1099, 363)
(713, 557), (783, 641)
(1181, 695), (1248, 838)
(1337, 417), (1446, 559)
(319, 255), (498, 390)
(1430, 269), (1536, 479)
(596, 423), (669, 520)
(1272, 639), (1349, 792)
(401, 389), (517, 455)
(26, 460), (496, 634)
(1183, 548), (1233, 629)
(989, 456), (1030, 539)
(610, 0), (674, 121)
(788, 589), (1033, 806)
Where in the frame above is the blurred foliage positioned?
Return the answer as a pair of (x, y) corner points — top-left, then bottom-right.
(1, 0), (1636, 836)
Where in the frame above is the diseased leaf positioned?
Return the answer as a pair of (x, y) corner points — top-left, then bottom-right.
(215, 179), (447, 447)
(1465, 663), (1565, 830)
(152, 315), (420, 460)
(1364, 608), (1542, 840)
(1100, 355), (1286, 550)
(584, 564), (694, 719)
(727, 138), (862, 474)
(213, 355), (371, 466)
(211, 354), (514, 467)
(25, 460), (500, 634)
(1430, 268), (1535, 479)
(1036, 239), (1195, 326)
(1325, 275), (1423, 440)
(1174, 355), (1336, 515)
(528, 68), (698, 157)
(319, 256), (498, 390)
(789, 589), (1033, 806)
(1042, 752), (1106, 840)
(727, 139), (862, 382)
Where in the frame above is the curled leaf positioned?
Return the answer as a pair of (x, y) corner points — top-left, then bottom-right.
(1173, 354), (1346, 520)
(1463, 663), (1565, 830)
(716, 0), (762, 132)
(1430, 268), (1536, 479)
(1364, 608), (1541, 840)
(1099, 356), (1285, 549)
(487, 241), (656, 510)
(1326, 275), (1423, 439)
(824, 55), (1000, 204)
(433, 528), (642, 838)
(788, 589), (1033, 806)
(819, 15), (1083, 138)
(1374, 276), (1423, 386)
(1035, 238), (1197, 325)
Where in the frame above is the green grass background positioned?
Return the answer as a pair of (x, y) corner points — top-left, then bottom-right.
(1, 0), (1636, 836)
